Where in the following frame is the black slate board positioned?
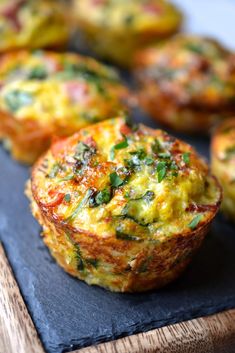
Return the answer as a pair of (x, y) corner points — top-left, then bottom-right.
(0, 109), (235, 353)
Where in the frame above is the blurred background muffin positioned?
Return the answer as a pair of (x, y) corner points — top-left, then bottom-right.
(134, 35), (235, 134)
(0, 0), (70, 51)
(211, 118), (235, 221)
(72, 0), (182, 67)
(0, 50), (129, 164)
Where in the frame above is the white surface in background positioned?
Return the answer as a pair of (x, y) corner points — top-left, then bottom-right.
(173, 0), (235, 49)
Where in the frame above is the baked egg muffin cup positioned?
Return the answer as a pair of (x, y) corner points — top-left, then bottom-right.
(0, 0), (70, 52)
(211, 118), (235, 221)
(134, 34), (235, 133)
(72, 0), (182, 67)
(0, 50), (129, 164)
(27, 115), (221, 292)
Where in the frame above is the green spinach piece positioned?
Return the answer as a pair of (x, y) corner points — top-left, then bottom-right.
(5, 90), (33, 112)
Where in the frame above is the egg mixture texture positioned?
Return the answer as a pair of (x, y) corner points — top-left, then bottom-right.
(28, 116), (221, 292)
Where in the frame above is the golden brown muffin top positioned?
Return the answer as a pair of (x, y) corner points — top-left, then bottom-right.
(32, 115), (221, 243)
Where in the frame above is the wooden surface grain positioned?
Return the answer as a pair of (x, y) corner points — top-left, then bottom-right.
(77, 309), (235, 353)
(0, 243), (44, 353)
(1, 242), (235, 353)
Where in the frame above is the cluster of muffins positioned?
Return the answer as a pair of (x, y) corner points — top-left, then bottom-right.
(1, 0), (233, 292)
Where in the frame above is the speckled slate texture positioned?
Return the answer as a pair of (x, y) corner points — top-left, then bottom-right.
(1, 1), (235, 353)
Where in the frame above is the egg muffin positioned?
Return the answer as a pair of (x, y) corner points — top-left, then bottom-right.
(73, 0), (182, 67)
(0, 0), (70, 52)
(134, 35), (235, 133)
(27, 115), (221, 292)
(211, 118), (235, 221)
(0, 50), (129, 164)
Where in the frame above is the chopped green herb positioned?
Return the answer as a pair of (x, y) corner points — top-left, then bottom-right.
(110, 172), (124, 188)
(68, 232), (98, 271)
(76, 247), (85, 271)
(65, 232), (74, 244)
(145, 156), (154, 165)
(130, 148), (146, 160)
(125, 148), (147, 169)
(27, 66), (48, 80)
(169, 161), (179, 177)
(185, 42), (204, 54)
(57, 174), (74, 182)
(86, 258), (99, 268)
(125, 158), (137, 169)
(158, 152), (171, 159)
(59, 62), (118, 91)
(170, 161), (178, 170)
(224, 146), (235, 160)
(66, 189), (92, 222)
(157, 161), (167, 182)
(65, 234), (85, 271)
(74, 141), (96, 168)
(110, 136), (128, 160)
(143, 191), (155, 202)
(95, 188), (111, 205)
(116, 230), (141, 242)
(48, 163), (61, 178)
(171, 171), (179, 177)
(110, 148), (115, 161)
(75, 142), (90, 159)
(122, 191), (155, 226)
(5, 90), (33, 112)
(124, 190), (155, 205)
(64, 194), (71, 202)
(188, 214), (203, 230)
(182, 152), (190, 165)
(152, 139), (161, 154)
(114, 136), (129, 150)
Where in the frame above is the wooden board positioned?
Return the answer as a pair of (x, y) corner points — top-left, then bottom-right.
(1, 243), (235, 353)
(0, 244), (44, 353)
